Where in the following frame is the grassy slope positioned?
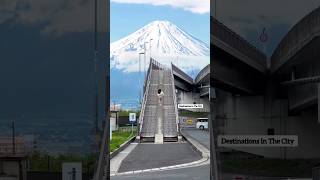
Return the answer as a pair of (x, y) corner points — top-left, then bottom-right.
(110, 127), (136, 152)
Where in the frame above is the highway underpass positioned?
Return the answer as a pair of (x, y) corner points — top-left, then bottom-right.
(210, 6), (320, 160)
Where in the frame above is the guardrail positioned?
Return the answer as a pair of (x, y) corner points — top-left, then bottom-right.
(271, 6), (320, 72)
(172, 63), (194, 84)
(195, 64), (210, 84)
(211, 17), (266, 67)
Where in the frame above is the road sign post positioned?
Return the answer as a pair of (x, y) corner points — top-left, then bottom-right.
(129, 113), (136, 135)
(62, 162), (82, 180)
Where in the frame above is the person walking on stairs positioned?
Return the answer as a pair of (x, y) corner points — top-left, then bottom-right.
(157, 89), (164, 106)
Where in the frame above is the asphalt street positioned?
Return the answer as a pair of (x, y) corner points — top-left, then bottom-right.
(111, 129), (211, 180)
(112, 164), (210, 180)
(118, 142), (202, 172)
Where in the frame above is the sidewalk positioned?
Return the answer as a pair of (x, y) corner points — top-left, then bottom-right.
(110, 142), (139, 175)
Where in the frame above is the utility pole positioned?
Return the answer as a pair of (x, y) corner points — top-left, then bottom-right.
(12, 120), (15, 155)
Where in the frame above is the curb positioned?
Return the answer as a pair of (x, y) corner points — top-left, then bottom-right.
(110, 136), (136, 159)
(181, 130), (210, 159)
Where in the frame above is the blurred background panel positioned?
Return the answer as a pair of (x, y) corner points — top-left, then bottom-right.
(0, 0), (108, 179)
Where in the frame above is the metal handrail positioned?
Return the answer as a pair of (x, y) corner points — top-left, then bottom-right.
(170, 63), (180, 134)
(143, 59), (151, 94)
(139, 59), (154, 135)
(151, 58), (167, 70)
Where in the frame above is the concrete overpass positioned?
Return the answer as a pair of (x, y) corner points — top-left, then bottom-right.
(172, 64), (194, 92)
(211, 6), (320, 160)
(211, 18), (267, 95)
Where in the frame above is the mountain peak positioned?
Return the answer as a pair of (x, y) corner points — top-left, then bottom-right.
(149, 20), (172, 25)
(111, 20), (209, 56)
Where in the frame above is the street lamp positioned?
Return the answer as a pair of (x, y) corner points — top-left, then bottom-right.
(149, 39), (153, 59)
(139, 52), (145, 103)
(144, 42), (149, 80)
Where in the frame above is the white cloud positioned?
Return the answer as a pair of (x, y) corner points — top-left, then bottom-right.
(111, 51), (209, 73)
(111, 0), (209, 14)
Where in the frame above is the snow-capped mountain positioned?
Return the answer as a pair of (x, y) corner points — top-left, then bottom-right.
(110, 20), (209, 72)
(111, 20), (209, 56)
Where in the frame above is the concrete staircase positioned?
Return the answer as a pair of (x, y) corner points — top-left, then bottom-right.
(139, 59), (179, 142)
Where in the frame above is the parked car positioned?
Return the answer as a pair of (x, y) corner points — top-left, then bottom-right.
(196, 118), (208, 130)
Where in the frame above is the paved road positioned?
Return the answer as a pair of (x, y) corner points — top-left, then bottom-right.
(118, 142), (201, 172)
(111, 164), (210, 180)
(182, 128), (210, 149)
(111, 128), (212, 180)
(112, 168), (305, 180)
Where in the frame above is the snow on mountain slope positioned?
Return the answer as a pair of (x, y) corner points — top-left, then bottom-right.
(111, 20), (209, 73)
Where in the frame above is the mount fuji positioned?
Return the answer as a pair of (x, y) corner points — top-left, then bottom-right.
(110, 20), (209, 73)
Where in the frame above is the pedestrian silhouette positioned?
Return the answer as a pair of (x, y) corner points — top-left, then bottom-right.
(157, 89), (164, 105)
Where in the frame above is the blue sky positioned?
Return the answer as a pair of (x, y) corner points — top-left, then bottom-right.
(110, 1), (210, 108)
(111, 3), (210, 44)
